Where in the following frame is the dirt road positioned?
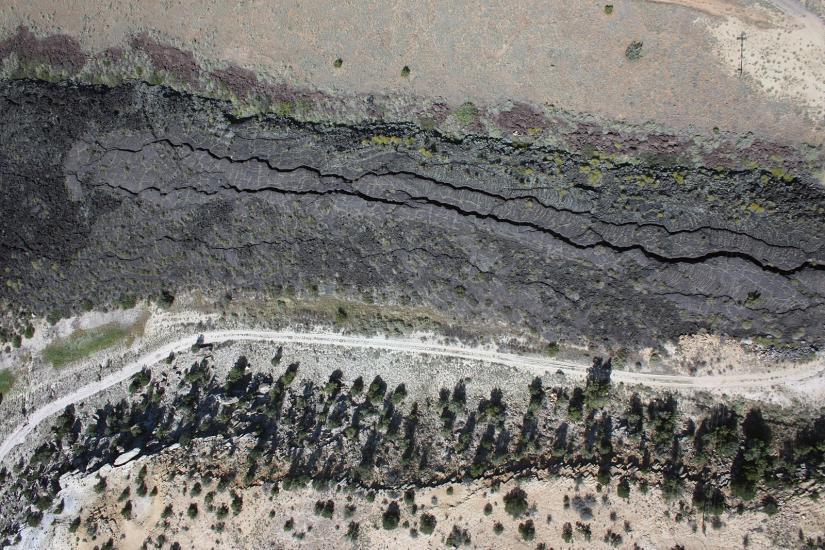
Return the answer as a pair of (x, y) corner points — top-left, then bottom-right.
(1, 329), (822, 463)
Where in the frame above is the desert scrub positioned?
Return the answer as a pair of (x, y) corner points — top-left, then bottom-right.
(400, 65), (411, 77)
(365, 135), (414, 147)
(0, 369), (14, 395)
(333, 58), (343, 68)
(625, 41), (644, 61)
(454, 102), (479, 125)
(43, 324), (129, 368)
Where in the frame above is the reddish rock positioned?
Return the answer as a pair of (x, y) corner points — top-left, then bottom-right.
(131, 33), (200, 85)
(0, 26), (86, 74)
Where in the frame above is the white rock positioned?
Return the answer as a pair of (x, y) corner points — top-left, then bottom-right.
(113, 448), (141, 466)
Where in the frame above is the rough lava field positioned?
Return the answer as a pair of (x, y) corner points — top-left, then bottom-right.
(1, 1), (825, 549)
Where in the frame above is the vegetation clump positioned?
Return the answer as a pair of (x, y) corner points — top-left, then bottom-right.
(454, 102), (479, 126)
(43, 324), (129, 368)
(0, 369), (14, 396)
(419, 512), (436, 534)
(625, 41), (644, 61)
(503, 487), (529, 518)
(382, 501), (401, 529)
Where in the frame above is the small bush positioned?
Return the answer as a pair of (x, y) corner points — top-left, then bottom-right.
(503, 487), (529, 518)
(454, 102), (479, 126)
(419, 512), (436, 535)
(117, 294), (137, 309)
(333, 58), (343, 68)
(446, 525), (471, 547)
(518, 519), (536, 541)
(382, 501), (401, 530)
(314, 499), (334, 518)
(0, 369), (15, 396)
(625, 41), (644, 61)
(562, 521), (573, 543)
(762, 495), (779, 516)
(401, 66), (411, 78)
(617, 479), (630, 499)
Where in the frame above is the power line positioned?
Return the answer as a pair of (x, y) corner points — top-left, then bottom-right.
(737, 32), (747, 76)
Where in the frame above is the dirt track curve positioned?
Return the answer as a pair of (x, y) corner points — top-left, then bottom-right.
(1, 329), (823, 463)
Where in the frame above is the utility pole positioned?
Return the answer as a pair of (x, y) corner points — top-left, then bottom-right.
(737, 32), (747, 76)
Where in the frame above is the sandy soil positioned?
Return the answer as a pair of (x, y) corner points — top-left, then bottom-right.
(707, 0), (825, 118)
(18, 439), (825, 549)
(1, 0), (824, 143)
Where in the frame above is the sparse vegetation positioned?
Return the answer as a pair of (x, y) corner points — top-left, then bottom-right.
(43, 324), (129, 367)
(454, 102), (479, 125)
(625, 41), (644, 61)
(0, 369), (14, 395)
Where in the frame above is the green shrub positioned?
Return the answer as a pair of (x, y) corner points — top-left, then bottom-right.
(158, 290), (175, 309)
(503, 487), (529, 518)
(367, 375), (387, 404)
(617, 479), (630, 499)
(382, 501), (400, 529)
(0, 369), (15, 395)
(314, 499), (334, 518)
(562, 522), (573, 543)
(129, 368), (151, 394)
(454, 102), (479, 125)
(446, 525), (471, 546)
(400, 66), (410, 78)
(762, 495), (779, 516)
(117, 294), (137, 309)
(625, 41), (644, 61)
(94, 477), (107, 493)
(231, 492), (243, 514)
(68, 517), (81, 532)
(419, 512), (436, 535)
(518, 519), (536, 541)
